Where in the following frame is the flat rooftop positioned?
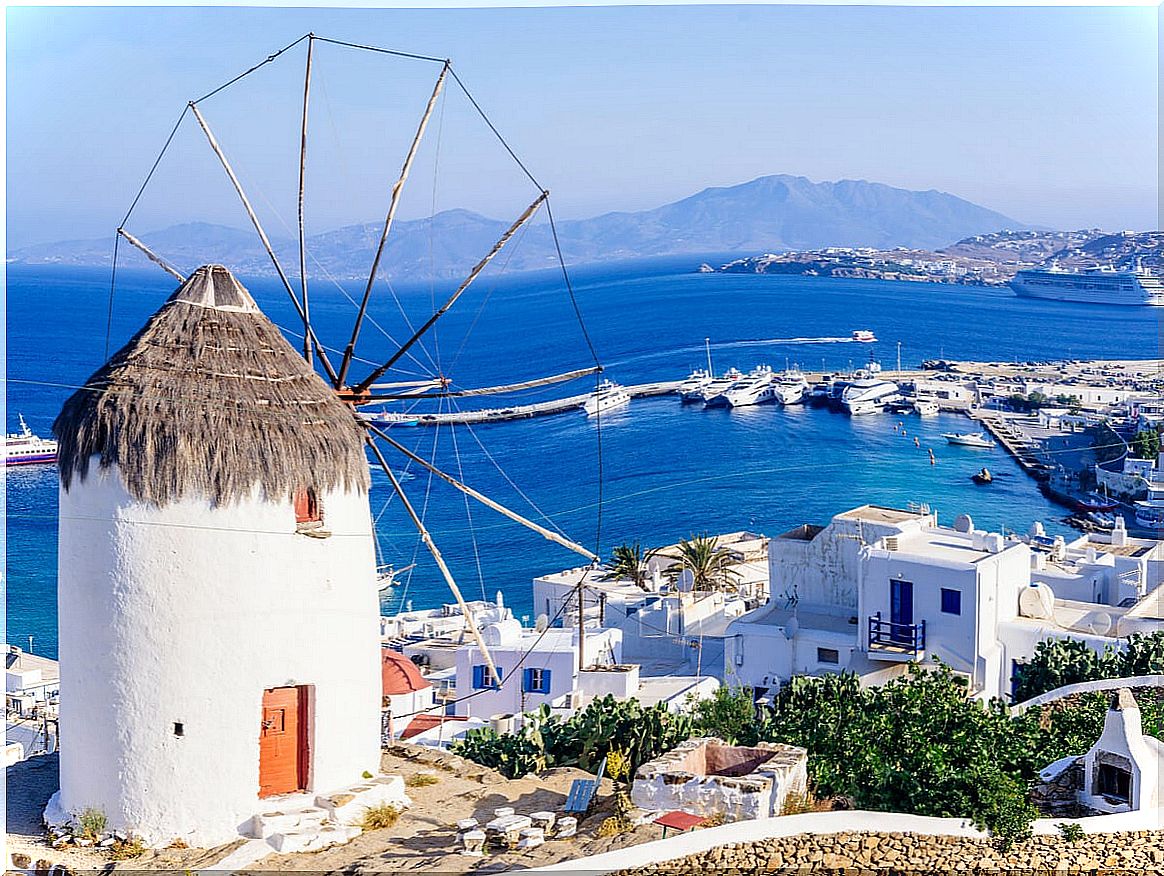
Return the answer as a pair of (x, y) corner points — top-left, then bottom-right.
(891, 528), (1003, 564)
(1091, 541), (1155, 559)
(837, 505), (929, 525)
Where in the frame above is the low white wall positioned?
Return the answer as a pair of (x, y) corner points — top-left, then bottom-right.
(525, 807), (1164, 874)
(1011, 675), (1164, 715)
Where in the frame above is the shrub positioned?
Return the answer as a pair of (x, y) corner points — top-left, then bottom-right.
(780, 790), (817, 815)
(360, 803), (401, 831)
(692, 684), (759, 745)
(1012, 632), (1164, 702)
(595, 815), (632, 837)
(75, 807), (107, 841)
(405, 772), (440, 788)
(109, 836), (146, 860)
(1057, 822), (1086, 844)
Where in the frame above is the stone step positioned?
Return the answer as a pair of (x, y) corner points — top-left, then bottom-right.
(267, 824), (361, 854)
(248, 806), (330, 839)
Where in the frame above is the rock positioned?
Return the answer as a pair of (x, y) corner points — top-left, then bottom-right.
(460, 829), (486, 857)
(554, 816), (577, 839)
(456, 818), (480, 832)
(11, 853), (31, 869)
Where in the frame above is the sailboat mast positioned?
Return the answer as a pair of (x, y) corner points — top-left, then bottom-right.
(705, 337), (712, 375)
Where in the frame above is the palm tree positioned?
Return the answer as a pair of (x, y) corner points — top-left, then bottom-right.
(666, 534), (739, 593)
(602, 541), (657, 590)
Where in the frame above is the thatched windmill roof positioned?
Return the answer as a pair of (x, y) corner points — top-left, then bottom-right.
(55, 265), (370, 506)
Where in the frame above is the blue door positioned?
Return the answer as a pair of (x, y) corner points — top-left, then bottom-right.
(890, 580), (913, 643)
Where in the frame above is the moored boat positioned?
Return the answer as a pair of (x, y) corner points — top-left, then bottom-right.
(772, 367), (809, 406)
(717, 365), (776, 408)
(913, 399), (939, 417)
(677, 368), (713, 403)
(581, 379), (631, 416)
(841, 372), (901, 416)
(697, 367), (744, 406)
(6, 414), (58, 466)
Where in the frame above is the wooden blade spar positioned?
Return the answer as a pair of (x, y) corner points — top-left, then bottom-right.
(351, 191), (549, 396)
(363, 366), (602, 401)
(365, 422), (599, 562)
(363, 435), (501, 687)
(335, 64), (450, 390)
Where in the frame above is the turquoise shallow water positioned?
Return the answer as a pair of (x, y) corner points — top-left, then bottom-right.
(6, 258), (1160, 656)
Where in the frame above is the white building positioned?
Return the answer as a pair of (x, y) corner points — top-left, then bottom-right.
(453, 618), (623, 718)
(726, 505), (1164, 702)
(49, 266), (383, 847)
(6, 646), (59, 717)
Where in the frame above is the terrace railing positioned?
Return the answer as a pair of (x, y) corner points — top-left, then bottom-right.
(868, 612), (926, 657)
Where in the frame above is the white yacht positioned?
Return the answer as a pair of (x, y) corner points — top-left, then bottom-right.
(581, 379), (631, 417)
(677, 368), (713, 403)
(696, 367), (743, 405)
(840, 371), (901, 416)
(772, 368), (809, 405)
(717, 365), (777, 408)
(1010, 267), (1164, 306)
(943, 432), (996, 449)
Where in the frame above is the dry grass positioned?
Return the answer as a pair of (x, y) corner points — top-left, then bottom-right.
(109, 836), (146, 860)
(359, 803), (402, 832)
(405, 773), (440, 788)
(780, 790), (819, 816)
(55, 265), (369, 507)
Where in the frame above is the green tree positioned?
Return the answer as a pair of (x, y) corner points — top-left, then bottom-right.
(1131, 429), (1161, 460)
(691, 684), (759, 745)
(1011, 637), (1119, 703)
(602, 541), (657, 590)
(666, 534), (740, 592)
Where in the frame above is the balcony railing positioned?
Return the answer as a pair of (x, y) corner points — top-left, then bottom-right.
(868, 612), (926, 656)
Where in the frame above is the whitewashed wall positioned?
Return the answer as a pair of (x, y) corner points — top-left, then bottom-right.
(53, 461), (381, 847)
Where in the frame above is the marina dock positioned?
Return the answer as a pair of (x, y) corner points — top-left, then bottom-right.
(966, 410), (1050, 480)
(367, 380), (683, 426)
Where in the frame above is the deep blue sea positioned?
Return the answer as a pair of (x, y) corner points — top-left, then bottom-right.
(7, 258), (1161, 658)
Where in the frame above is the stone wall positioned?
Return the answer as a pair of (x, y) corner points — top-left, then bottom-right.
(615, 829), (1164, 873)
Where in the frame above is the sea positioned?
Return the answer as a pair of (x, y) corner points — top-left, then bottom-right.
(7, 257), (1161, 658)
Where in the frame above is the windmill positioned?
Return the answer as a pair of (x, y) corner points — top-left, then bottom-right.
(109, 34), (605, 690)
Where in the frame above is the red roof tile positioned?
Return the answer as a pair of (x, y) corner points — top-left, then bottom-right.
(399, 713), (469, 740)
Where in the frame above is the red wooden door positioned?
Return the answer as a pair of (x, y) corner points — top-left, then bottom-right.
(260, 686), (306, 797)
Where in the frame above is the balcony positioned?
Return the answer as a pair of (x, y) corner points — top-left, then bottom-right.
(867, 612), (926, 661)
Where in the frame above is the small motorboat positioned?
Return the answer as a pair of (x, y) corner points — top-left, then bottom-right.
(943, 431), (996, 449)
(1070, 492), (1119, 513)
(971, 467), (993, 485)
(851, 329), (877, 343)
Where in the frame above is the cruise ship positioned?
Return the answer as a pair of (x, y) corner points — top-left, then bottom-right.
(1010, 268), (1164, 306)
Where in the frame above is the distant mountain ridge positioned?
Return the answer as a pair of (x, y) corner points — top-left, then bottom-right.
(8, 174), (1028, 278)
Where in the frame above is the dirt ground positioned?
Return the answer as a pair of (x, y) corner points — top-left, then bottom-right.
(250, 748), (662, 873)
(6, 748), (667, 873)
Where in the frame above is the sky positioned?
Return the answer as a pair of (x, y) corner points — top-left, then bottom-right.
(5, 4), (1159, 249)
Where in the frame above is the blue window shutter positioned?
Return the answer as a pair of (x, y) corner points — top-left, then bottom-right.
(522, 668), (534, 693)
(540, 669), (552, 693)
(472, 665), (485, 689)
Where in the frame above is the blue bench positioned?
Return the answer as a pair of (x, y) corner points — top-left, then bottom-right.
(563, 755), (607, 815)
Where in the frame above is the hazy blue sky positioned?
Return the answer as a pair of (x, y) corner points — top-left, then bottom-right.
(6, 4), (1158, 249)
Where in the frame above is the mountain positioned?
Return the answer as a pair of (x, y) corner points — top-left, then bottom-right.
(7, 175), (1028, 278)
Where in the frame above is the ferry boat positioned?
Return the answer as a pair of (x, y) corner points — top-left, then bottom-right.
(694, 367), (743, 405)
(942, 432), (996, 449)
(851, 329), (877, 342)
(1010, 267), (1164, 307)
(772, 368), (809, 406)
(840, 371), (901, 416)
(716, 365), (776, 408)
(6, 415), (58, 466)
(581, 379), (631, 417)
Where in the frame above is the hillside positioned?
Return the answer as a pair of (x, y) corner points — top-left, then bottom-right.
(713, 230), (1163, 286)
(7, 175), (1027, 279)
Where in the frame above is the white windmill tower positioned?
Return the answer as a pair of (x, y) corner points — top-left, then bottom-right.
(48, 35), (605, 848)
(50, 265), (383, 846)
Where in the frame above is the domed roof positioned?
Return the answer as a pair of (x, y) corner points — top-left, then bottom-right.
(54, 265), (370, 506)
(382, 648), (431, 696)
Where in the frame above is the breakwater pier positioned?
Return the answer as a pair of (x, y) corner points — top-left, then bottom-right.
(364, 380), (682, 426)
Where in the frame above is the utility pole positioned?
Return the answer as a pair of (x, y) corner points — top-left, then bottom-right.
(577, 580), (586, 674)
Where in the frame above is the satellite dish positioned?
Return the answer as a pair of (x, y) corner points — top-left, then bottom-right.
(954, 514), (974, 533)
(535, 613), (549, 633)
(1086, 613), (1113, 637)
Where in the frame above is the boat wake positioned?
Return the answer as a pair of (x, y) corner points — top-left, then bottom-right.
(609, 336), (857, 368)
